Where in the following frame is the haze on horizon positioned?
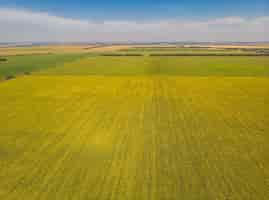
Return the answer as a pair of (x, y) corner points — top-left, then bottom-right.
(0, 0), (268, 43)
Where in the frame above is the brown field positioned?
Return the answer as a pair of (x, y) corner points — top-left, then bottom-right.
(0, 45), (97, 56)
(0, 44), (180, 56)
(88, 45), (134, 52)
(1, 44), (269, 56)
(0, 45), (133, 56)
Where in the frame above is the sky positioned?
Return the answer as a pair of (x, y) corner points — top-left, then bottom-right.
(0, 0), (268, 42)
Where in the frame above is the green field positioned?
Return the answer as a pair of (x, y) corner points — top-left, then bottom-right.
(40, 56), (269, 76)
(0, 54), (85, 80)
(0, 53), (269, 199)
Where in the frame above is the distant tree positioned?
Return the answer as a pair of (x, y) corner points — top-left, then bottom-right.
(0, 58), (7, 62)
(5, 75), (15, 80)
(24, 72), (31, 75)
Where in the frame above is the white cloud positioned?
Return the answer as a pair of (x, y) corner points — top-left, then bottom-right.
(0, 7), (268, 43)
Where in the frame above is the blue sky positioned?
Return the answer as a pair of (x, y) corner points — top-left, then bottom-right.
(0, 0), (268, 42)
(1, 0), (268, 20)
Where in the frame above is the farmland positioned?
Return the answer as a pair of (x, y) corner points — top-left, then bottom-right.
(120, 47), (246, 55)
(0, 54), (85, 80)
(0, 47), (269, 199)
(119, 46), (269, 56)
(0, 45), (133, 56)
(39, 56), (269, 76)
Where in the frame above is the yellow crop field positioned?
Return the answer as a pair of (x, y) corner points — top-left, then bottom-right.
(1, 0), (268, 198)
(0, 75), (268, 199)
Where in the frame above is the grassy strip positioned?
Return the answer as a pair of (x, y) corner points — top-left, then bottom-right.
(149, 53), (269, 56)
(98, 53), (144, 56)
(121, 47), (242, 52)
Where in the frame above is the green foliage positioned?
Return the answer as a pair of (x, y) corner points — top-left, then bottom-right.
(0, 57), (7, 62)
